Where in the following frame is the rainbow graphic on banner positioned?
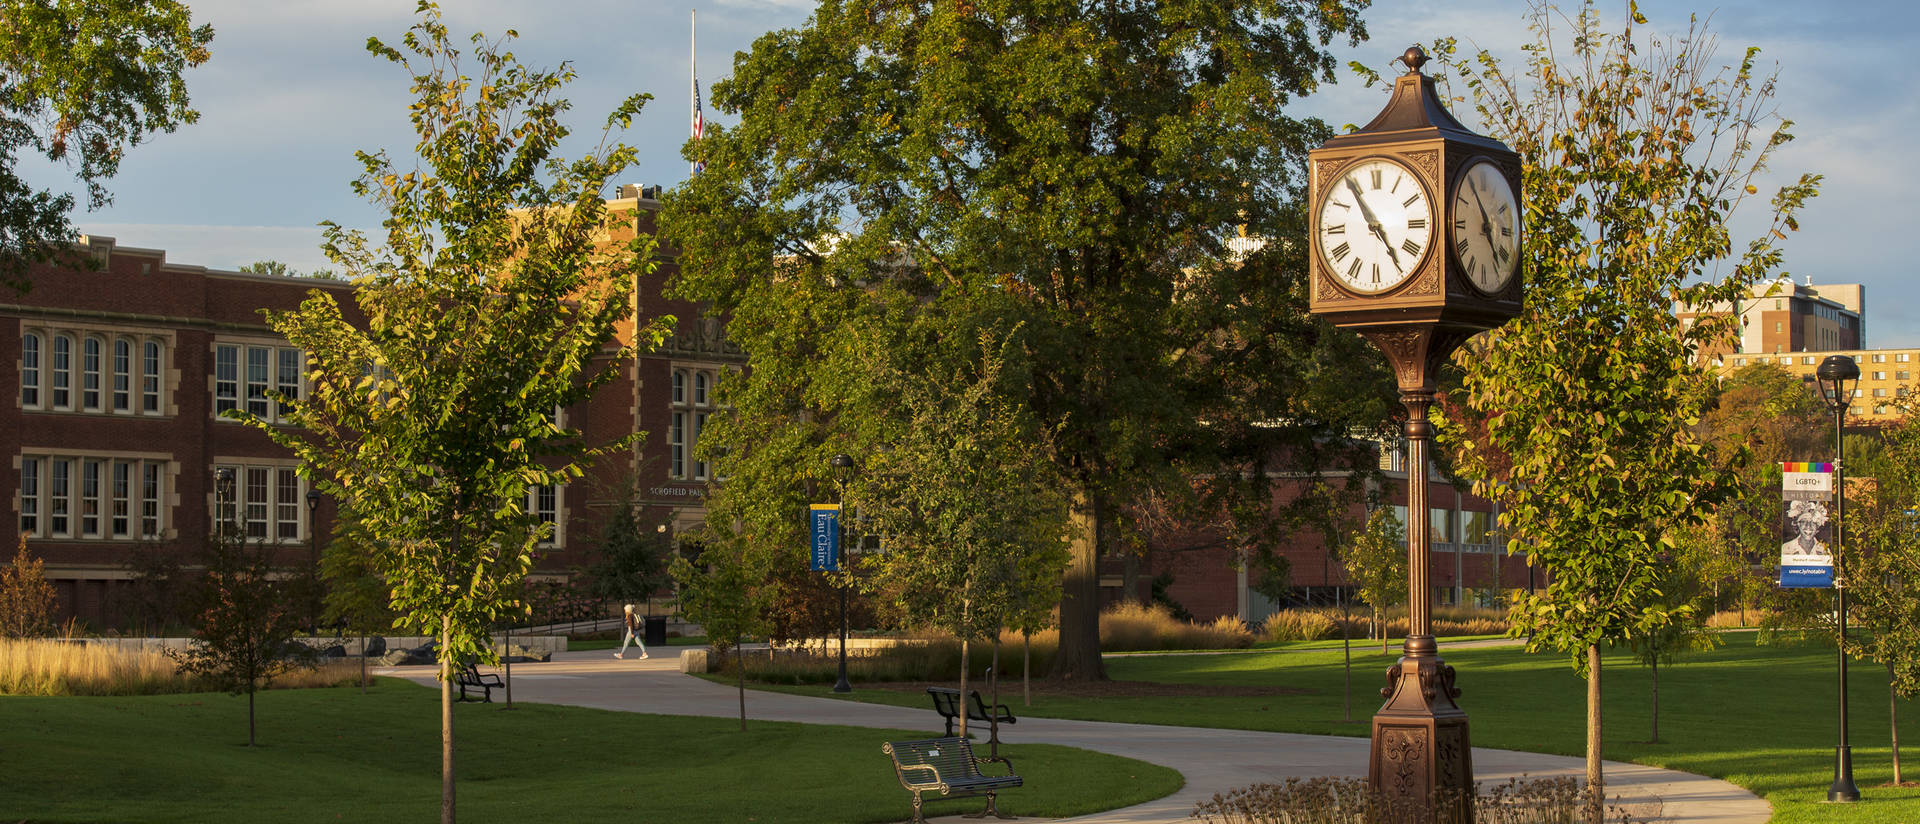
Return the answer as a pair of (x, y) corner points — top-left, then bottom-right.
(1782, 462), (1836, 473)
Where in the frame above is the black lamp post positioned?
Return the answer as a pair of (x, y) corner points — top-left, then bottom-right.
(1814, 353), (1860, 803)
(214, 467), (235, 540)
(830, 453), (855, 694)
(306, 488), (322, 633)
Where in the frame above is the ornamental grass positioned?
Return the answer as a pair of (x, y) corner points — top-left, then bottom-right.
(1192, 776), (1662, 824)
(0, 638), (364, 696)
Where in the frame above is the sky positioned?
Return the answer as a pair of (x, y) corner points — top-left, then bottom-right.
(26, 0), (1920, 347)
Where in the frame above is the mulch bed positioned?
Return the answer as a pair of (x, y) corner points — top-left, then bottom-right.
(861, 679), (1311, 698)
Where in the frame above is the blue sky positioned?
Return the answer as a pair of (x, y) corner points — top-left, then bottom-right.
(29, 0), (1920, 346)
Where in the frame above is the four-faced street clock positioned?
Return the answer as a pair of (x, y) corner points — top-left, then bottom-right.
(1305, 46), (1524, 820)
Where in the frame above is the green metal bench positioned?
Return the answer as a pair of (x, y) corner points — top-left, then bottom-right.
(882, 736), (1021, 822)
(456, 661), (501, 703)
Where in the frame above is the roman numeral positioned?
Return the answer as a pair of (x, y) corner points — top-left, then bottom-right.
(1370, 169), (1383, 189)
(1402, 239), (1422, 256)
(1391, 175), (1403, 194)
(1324, 224), (1345, 235)
(1500, 225), (1513, 237)
(1455, 219), (1467, 230)
(1331, 200), (1351, 210)
(1497, 203), (1510, 216)
(1407, 218), (1426, 229)
(1495, 246), (1511, 265)
(1371, 263), (1381, 283)
(1455, 239), (1470, 258)
(1468, 258), (1482, 276)
(1402, 194), (1421, 208)
(1330, 242), (1351, 262)
(1346, 259), (1362, 279)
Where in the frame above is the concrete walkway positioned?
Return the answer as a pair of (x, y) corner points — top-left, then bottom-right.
(379, 650), (1770, 824)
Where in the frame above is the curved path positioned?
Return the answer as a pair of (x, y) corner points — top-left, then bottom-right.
(380, 651), (1769, 824)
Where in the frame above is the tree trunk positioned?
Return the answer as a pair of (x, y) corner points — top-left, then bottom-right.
(248, 687), (257, 747)
(958, 636), (971, 740)
(989, 640), (1002, 759)
(360, 633), (368, 694)
(1341, 597), (1352, 722)
(1051, 488), (1106, 681)
(1649, 653), (1659, 743)
(735, 635), (746, 731)
(1892, 662), (1903, 785)
(1380, 609), (1388, 654)
(503, 624), (513, 707)
(442, 614), (456, 824)
(1122, 551), (1141, 605)
(1022, 630), (1031, 707)
(1586, 644), (1603, 824)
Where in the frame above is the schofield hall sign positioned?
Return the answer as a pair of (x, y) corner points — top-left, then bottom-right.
(1779, 462), (1835, 588)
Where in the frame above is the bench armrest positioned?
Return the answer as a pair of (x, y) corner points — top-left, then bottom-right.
(896, 763), (943, 783)
(976, 755), (1016, 777)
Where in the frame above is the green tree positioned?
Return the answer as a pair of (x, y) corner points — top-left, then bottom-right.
(851, 328), (1072, 734)
(583, 475), (674, 608)
(662, 0), (1383, 683)
(319, 517), (401, 693)
(238, 7), (663, 821)
(1438, 4), (1820, 816)
(1847, 419), (1920, 784)
(671, 537), (769, 731)
(167, 529), (317, 746)
(1341, 506), (1406, 655)
(0, 0), (212, 289)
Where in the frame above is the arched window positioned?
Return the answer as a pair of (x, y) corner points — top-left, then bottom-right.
(112, 338), (132, 412)
(50, 334), (71, 409)
(20, 333), (40, 407)
(142, 340), (163, 413)
(81, 336), (103, 410)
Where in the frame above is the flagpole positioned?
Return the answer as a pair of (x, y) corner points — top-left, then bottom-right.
(690, 9), (698, 179)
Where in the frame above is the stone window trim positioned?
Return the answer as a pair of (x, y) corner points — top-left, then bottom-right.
(16, 449), (175, 541)
(211, 338), (307, 425)
(210, 458), (312, 544)
(21, 324), (175, 417)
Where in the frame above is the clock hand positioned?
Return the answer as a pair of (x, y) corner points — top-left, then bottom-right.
(1344, 178), (1404, 270)
(1466, 177), (1495, 243)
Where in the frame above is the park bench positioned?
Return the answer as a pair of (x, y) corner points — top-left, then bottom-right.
(456, 661), (502, 703)
(926, 686), (1017, 738)
(882, 736), (1021, 823)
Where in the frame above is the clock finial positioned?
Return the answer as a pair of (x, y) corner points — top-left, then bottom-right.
(1398, 46), (1429, 75)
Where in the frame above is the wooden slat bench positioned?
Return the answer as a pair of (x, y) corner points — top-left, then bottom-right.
(926, 686), (1017, 738)
(882, 736), (1021, 822)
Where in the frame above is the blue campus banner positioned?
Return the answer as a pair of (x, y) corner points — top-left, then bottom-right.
(810, 504), (840, 572)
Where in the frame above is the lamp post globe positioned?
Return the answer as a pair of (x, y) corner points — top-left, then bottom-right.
(1813, 354), (1859, 803)
(830, 454), (855, 694)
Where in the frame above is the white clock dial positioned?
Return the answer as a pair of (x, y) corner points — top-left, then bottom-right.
(1316, 158), (1433, 294)
(1450, 159), (1520, 294)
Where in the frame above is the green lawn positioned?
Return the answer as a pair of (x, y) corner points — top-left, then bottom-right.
(0, 677), (1179, 823)
(753, 632), (1920, 823)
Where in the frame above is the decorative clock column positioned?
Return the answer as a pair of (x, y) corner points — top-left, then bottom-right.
(1304, 47), (1526, 822)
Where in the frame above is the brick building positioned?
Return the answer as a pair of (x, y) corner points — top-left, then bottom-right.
(1678, 277), (1866, 357)
(5, 191), (740, 627)
(1120, 456), (1536, 624)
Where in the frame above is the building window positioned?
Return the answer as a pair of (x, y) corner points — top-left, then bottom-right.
(216, 342), (303, 423)
(1803, 356), (1815, 365)
(20, 333), (40, 408)
(80, 459), (102, 537)
(214, 463), (306, 542)
(51, 334), (70, 409)
(19, 457), (39, 535)
(670, 366), (717, 481)
(215, 344), (239, 413)
(142, 341), (163, 413)
(1873, 388), (1887, 398)
(1899, 371), (1911, 382)
(1875, 371), (1888, 381)
(1732, 357), (1745, 366)
(527, 483), (560, 546)
(1873, 354), (1886, 363)
(20, 454), (168, 540)
(81, 336), (102, 411)
(112, 339), (132, 412)
(1900, 353), (1912, 363)
(1875, 405), (1890, 415)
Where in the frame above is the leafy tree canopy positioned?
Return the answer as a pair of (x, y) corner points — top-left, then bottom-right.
(0, 0), (211, 289)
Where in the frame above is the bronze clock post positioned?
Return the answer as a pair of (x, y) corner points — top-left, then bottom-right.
(1305, 47), (1524, 818)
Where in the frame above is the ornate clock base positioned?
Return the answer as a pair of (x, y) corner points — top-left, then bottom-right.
(1369, 639), (1474, 823)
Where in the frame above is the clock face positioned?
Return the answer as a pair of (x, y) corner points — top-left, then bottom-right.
(1316, 157), (1434, 294)
(1450, 159), (1520, 294)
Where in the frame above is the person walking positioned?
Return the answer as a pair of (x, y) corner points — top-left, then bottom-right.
(615, 603), (649, 659)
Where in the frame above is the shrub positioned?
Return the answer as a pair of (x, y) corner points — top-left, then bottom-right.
(1258, 610), (1340, 643)
(0, 639), (365, 696)
(0, 537), (56, 639)
(1192, 776), (1659, 824)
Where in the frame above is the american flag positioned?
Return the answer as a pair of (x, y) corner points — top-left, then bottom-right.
(692, 73), (705, 175)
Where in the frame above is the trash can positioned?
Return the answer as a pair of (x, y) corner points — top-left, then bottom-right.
(644, 615), (668, 647)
